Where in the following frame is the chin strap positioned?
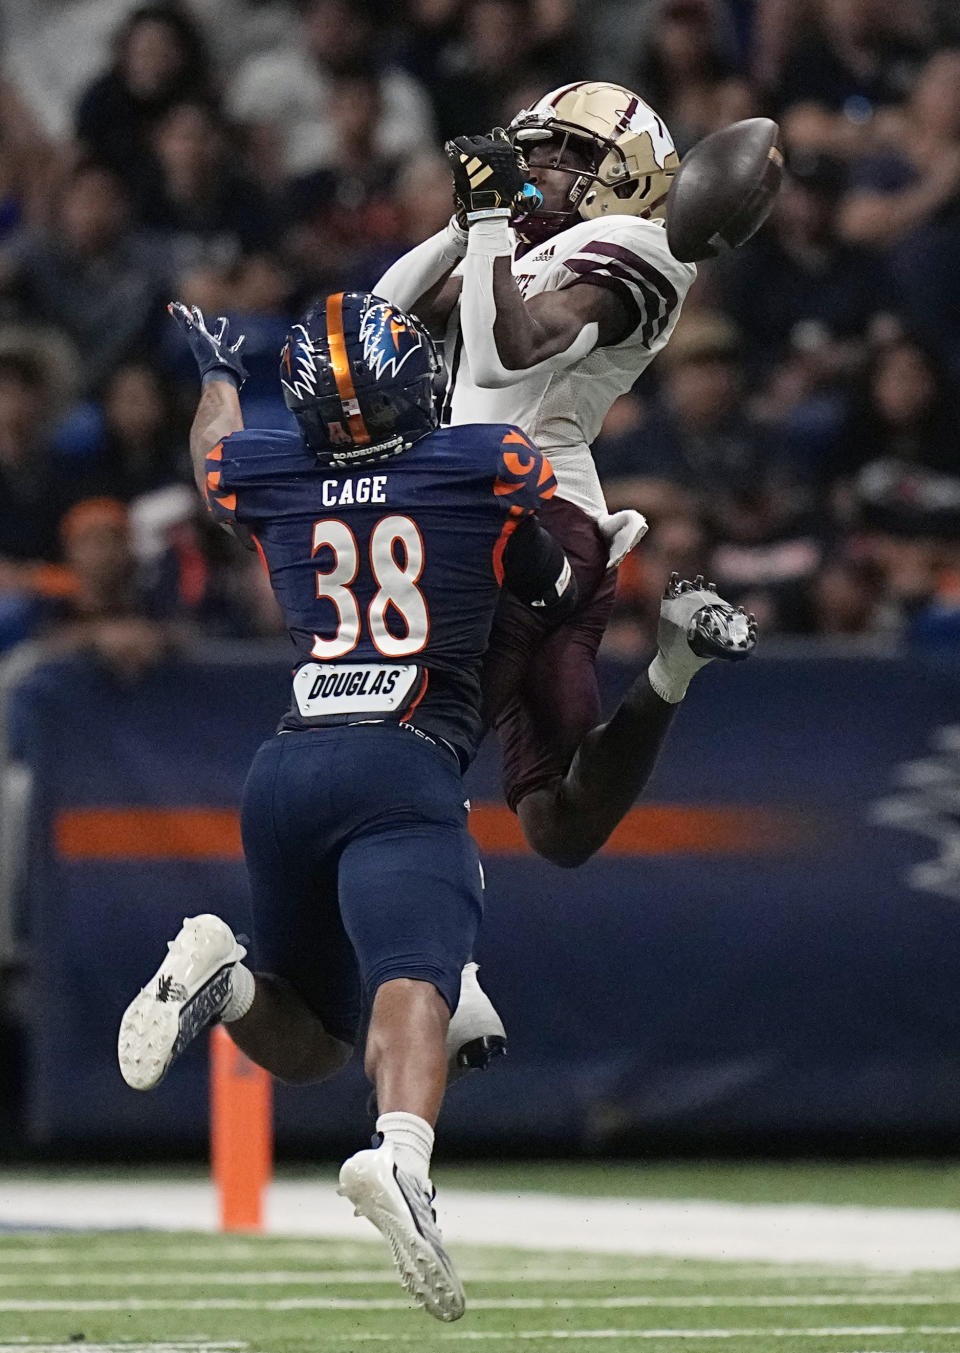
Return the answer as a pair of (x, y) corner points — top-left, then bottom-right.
(374, 217), (467, 312)
(461, 217), (599, 390)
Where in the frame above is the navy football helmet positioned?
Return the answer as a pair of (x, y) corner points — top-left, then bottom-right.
(280, 291), (444, 468)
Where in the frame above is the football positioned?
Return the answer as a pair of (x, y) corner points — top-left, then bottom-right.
(666, 117), (783, 263)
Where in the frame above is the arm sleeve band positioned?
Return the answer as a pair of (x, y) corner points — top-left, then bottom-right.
(501, 514), (579, 620)
(460, 218), (600, 390)
(374, 218), (467, 312)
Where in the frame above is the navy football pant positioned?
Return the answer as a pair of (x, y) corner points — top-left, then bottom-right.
(239, 724), (483, 1047)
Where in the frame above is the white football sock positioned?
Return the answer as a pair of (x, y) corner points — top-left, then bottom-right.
(647, 649), (711, 704)
(221, 961), (256, 1022)
(376, 1111), (434, 1182)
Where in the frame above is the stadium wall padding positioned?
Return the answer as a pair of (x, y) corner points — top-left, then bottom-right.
(7, 643), (960, 1152)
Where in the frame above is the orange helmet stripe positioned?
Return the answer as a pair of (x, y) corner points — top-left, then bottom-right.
(325, 292), (371, 446)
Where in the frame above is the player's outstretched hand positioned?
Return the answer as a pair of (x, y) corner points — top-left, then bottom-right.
(168, 301), (248, 388)
(598, 509), (649, 570)
(445, 129), (539, 222)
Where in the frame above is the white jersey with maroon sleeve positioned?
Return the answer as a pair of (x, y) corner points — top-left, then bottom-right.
(444, 214), (696, 520)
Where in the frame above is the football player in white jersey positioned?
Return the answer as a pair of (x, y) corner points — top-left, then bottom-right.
(376, 82), (758, 868)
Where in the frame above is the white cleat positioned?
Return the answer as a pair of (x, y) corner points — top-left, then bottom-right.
(118, 914), (246, 1091)
(446, 961), (506, 1084)
(338, 1143), (465, 1322)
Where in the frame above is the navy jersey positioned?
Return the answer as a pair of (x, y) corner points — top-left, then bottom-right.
(205, 422), (558, 761)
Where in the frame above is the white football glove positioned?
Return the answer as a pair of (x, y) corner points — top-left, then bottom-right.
(598, 508), (649, 570)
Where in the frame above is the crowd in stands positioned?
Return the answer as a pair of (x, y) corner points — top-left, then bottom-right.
(0, 0), (958, 673)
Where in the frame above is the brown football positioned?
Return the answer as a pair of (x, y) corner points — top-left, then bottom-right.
(666, 117), (783, 263)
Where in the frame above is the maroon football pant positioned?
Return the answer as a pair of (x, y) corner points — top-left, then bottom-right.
(481, 496), (617, 812)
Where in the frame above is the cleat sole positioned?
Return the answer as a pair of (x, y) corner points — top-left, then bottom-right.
(118, 962), (235, 1091)
(687, 604), (758, 662)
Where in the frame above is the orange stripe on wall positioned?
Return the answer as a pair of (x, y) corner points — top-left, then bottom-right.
(55, 804), (805, 860)
(56, 808), (242, 860)
(470, 803), (804, 855)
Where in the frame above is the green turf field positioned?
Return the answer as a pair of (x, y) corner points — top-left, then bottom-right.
(1, 1163), (959, 1353)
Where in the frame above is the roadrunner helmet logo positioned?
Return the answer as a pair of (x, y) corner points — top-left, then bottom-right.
(359, 299), (425, 382)
(280, 325), (318, 403)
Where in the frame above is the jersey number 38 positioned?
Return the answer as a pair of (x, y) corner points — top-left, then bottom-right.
(310, 515), (429, 660)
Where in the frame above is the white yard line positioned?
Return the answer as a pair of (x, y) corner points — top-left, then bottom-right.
(4, 1296), (960, 1313)
(1, 1180), (959, 1272)
(267, 1328), (960, 1342)
(0, 1249), (894, 1282)
(2, 1284), (960, 1309)
(0, 1346), (246, 1352)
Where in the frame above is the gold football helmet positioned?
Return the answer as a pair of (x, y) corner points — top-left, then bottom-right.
(507, 81), (680, 239)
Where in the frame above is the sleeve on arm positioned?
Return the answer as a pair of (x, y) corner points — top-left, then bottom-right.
(203, 442), (238, 523)
(374, 222), (466, 313)
(493, 428), (558, 512)
(559, 231), (686, 348)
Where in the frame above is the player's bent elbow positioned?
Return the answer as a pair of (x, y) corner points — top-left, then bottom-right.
(472, 360), (526, 390)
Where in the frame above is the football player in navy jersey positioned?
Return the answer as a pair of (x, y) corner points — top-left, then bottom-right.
(118, 291), (575, 1322)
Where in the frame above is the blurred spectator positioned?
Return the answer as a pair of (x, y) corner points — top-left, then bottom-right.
(633, 0), (746, 153)
(837, 335), (959, 482)
(717, 151), (877, 379)
(854, 459), (960, 542)
(0, 495), (172, 670)
(809, 554), (887, 634)
(78, 611), (175, 682)
(137, 491), (285, 636)
(56, 497), (145, 618)
(283, 67), (408, 296)
(838, 48), (960, 368)
(227, 0), (433, 182)
(393, 151), (462, 247)
(774, 0), (928, 127)
(136, 99), (277, 270)
(0, 145), (26, 244)
(602, 314), (821, 631)
(593, 392), (666, 504)
(600, 314), (778, 502)
(0, 493), (149, 657)
(0, 161), (171, 392)
(75, 6), (214, 195)
(427, 0), (559, 143)
(159, 253), (297, 429)
(0, 80), (58, 230)
(394, 0), (465, 88)
(62, 361), (189, 502)
(827, 335), (960, 637)
(226, 253), (297, 427)
(0, 352), (69, 567)
(187, 0), (301, 69)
